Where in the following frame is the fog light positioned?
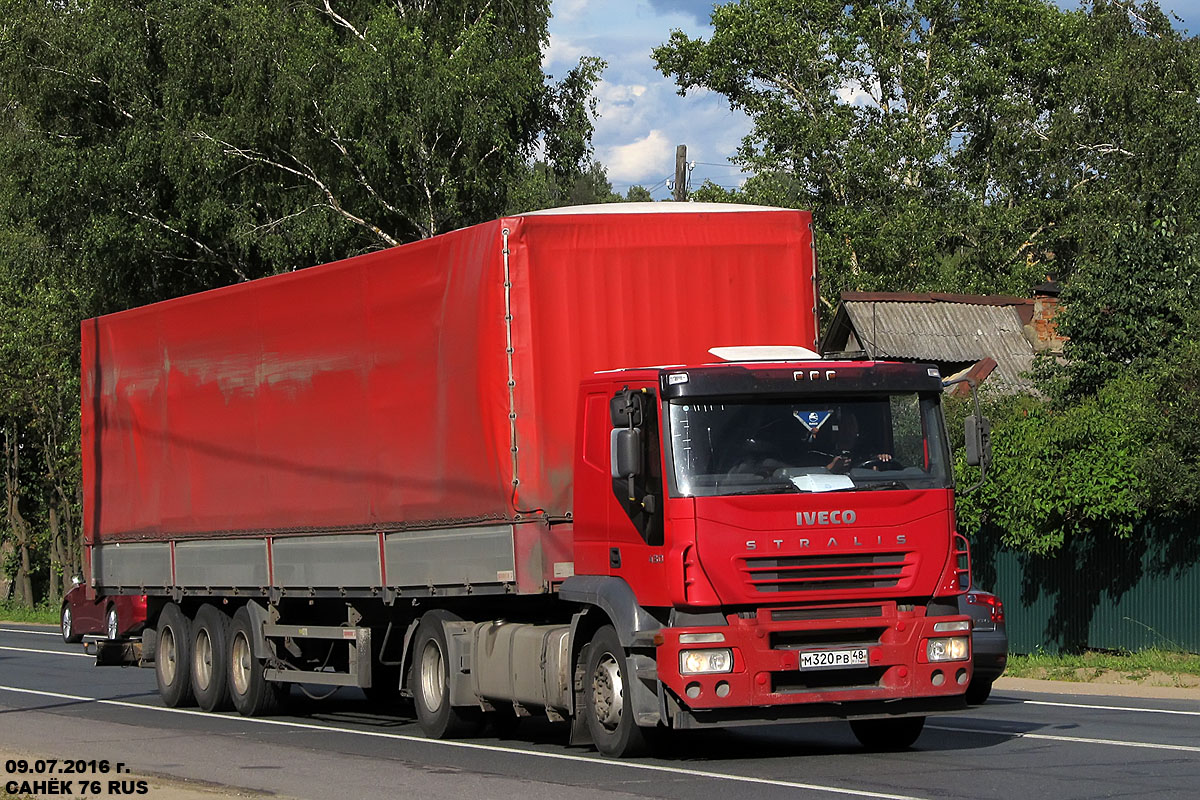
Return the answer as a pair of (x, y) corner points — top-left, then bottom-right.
(926, 636), (969, 662)
(680, 648), (734, 674)
(686, 682), (701, 699)
(957, 669), (969, 685)
(931, 670), (945, 686)
(715, 681), (731, 698)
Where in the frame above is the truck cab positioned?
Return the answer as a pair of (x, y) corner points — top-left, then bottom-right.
(568, 354), (972, 750)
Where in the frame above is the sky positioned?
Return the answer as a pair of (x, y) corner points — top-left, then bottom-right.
(544, 0), (1200, 198)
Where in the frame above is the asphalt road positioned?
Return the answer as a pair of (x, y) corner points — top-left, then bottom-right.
(2, 623), (1198, 800)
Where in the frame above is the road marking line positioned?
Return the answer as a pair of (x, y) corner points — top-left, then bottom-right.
(928, 724), (1200, 753)
(0, 645), (92, 659)
(0, 685), (930, 800)
(0, 628), (60, 637)
(1021, 699), (1200, 717)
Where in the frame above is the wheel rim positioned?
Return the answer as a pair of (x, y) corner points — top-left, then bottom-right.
(231, 631), (252, 696)
(194, 628), (213, 691)
(159, 626), (177, 684)
(418, 639), (446, 713)
(590, 652), (624, 731)
(106, 609), (118, 640)
(62, 608), (72, 640)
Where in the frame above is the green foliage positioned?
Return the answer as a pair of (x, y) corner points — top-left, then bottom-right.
(0, 599), (58, 625)
(953, 380), (1150, 555)
(655, 0), (1200, 310)
(1007, 648), (1200, 680)
(0, 0), (602, 606)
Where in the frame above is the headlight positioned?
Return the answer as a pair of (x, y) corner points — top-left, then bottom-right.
(680, 648), (734, 674)
(926, 637), (969, 662)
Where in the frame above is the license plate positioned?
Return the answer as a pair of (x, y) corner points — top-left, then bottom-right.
(800, 648), (869, 670)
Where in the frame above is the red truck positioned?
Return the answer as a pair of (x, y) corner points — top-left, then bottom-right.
(82, 204), (981, 756)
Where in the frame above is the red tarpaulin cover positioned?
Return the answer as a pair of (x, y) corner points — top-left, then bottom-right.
(82, 205), (816, 544)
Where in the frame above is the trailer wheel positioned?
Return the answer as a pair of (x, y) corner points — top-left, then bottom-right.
(105, 606), (119, 641)
(191, 604), (233, 712)
(155, 603), (196, 708)
(849, 716), (926, 751)
(411, 611), (479, 739)
(583, 625), (650, 758)
(228, 606), (285, 717)
(61, 605), (82, 644)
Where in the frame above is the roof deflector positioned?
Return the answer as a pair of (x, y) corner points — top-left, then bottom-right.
(708, 345), (822, 362)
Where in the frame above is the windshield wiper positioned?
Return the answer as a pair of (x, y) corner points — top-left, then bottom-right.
(850, 481), (909, 491)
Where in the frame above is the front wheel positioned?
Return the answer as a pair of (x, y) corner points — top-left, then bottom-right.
(61, 605), (82, 644)
(411, 611), (480, 739)
(583, 625), (650, 758)
(850, 716), (926, 751)
(965, 679), (993, 705)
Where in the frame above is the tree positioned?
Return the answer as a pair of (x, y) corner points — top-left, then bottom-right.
(655, 0), (1200, 310)
(0, 0), (604, 605)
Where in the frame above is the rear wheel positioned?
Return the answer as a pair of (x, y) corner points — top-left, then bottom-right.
(155, 603), (196, 708)
(61, 605), (82, 644)
(191, 604), (233, 712)
(411, 610), (480, 739)
(583, 625), (650, 758)
(228, 606), (285, 717)
(850, 716), (926, 751)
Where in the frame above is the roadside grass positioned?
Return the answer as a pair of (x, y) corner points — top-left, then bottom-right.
(1007, 648), (1200, 683)
(0, 600), (58, 625)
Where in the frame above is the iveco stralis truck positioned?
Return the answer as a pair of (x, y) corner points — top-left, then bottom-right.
(81, 204), (980, 756)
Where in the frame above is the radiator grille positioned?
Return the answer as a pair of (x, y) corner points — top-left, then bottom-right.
(741, 551), (914, 594)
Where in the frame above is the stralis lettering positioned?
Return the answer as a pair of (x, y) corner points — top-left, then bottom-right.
(796, 510), (857, 526)
(745, 534), (907, 550)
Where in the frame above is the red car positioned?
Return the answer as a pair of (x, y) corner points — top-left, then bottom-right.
(60, 580), (148, 643)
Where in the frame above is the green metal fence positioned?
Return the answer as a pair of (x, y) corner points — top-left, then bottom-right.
(969, 519), (1200, 654)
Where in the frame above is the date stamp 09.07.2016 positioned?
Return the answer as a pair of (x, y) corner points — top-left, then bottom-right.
(4, 759), (149, 797)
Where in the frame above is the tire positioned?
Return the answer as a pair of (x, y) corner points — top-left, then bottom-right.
(191, 604), (233, 712)
(583, 625), (650, 758)
(155, 603), (196, 708)
(411, 610), (480, 739)
(61, 605), (82, 644)
(965, 679), (993, 705)
(849, 716), (926, 751)
(105, 606), (119, 640)
(228, 606), (286, 717)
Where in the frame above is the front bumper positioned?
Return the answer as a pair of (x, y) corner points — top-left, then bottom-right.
(656, 601), (973, 716)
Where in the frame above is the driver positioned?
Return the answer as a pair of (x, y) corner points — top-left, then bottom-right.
(824, 412), (892, 473)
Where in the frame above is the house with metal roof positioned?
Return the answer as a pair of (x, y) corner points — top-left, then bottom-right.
(820, 286), (1064, 394)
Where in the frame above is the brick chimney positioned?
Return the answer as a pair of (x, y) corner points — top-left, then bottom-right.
(1023, 276), (1066, 354)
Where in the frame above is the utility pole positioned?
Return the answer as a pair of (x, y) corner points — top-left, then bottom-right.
(673, 144), (688, 202)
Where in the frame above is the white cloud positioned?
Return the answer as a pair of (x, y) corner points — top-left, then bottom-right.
(603, 129), (673, 184)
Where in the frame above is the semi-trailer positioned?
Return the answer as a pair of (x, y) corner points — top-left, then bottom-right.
(80, 203), (980, 756)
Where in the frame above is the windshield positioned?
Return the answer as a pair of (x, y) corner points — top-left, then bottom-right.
(667, 394), (951, 496)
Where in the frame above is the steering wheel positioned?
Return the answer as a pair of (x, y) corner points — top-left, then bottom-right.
(857, 458), (901, 471)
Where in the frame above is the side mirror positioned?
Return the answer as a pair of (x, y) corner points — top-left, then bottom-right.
(610, 428), (642, 479)
(610, 388), (647, 428)
(965, 415), (992, 468)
